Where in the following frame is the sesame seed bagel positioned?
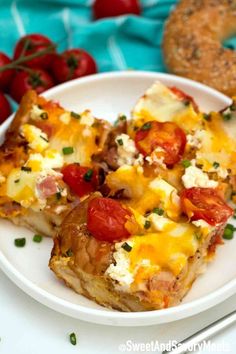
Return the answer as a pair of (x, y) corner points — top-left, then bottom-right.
(163, 0), (236, 97)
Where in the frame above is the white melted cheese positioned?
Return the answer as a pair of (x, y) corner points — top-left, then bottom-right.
(182, 165), (218, 189)
(29, 105), (46, 120)
(105, 241), (134, 291)
(132, 81), (188, 122)
(115, 134), (142, 166)
(21, 124), (49, 153)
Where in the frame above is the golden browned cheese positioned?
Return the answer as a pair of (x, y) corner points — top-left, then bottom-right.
(163, 0), (236, 96)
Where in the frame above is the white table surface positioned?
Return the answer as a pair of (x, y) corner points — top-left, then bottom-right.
(0, 269), (235, 354)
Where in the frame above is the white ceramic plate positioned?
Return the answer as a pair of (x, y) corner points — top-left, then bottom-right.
(0, 72), (235, 327)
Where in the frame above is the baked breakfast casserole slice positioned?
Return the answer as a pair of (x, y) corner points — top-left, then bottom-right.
(50, 165), (233, 311)
(0, 90), (110, 236)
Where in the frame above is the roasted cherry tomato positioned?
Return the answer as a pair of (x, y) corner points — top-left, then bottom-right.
(87, 197), (132, 242)
(0, 52), (14, 91)
(170, 87), (199, 113)
(0, 92), (12, 123)
(9, 69), (54, 103)
(52, 49), (97, 83)
(135, 121), (186, 166)
(62, 164), (98, 198)
(93, 0), (141, 19)
(180, 187), (233, 226)
(13, 34), (55, 69)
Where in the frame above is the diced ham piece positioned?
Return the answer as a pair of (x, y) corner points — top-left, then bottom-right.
(36, 175), (58, 199)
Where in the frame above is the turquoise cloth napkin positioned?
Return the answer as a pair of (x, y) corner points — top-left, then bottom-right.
(0, 0), (235, 73)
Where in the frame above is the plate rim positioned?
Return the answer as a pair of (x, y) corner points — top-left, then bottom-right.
(0, 71), (235, 326)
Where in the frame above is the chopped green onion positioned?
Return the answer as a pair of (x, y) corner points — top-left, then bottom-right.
(194, 232), (202, 241)
(141, 122), (152, 131)
(71, 111), (81, 119)
(14, 238), (26, 247)
(40, 135), (49, 142)
(40, 112), (48, 120)
(69, 333), (77, 346)
(223, 224), (235, 240)
(121, 242), (132, 252)
(21, 166), (32, 172)
(183, 99), (190, 106)
(66, 249), (73, 257)
(83, 169), (93, 182)
(203, 113), (211, 121)
(119, 115), (127, 121)
(14, 179), (20, 184)
(33, 234), (43, 243)
(182, 160), (191, 168)
(223, 112), (232, 121)
(117, 139), (123, 146)
(153, 207), (164, 216)
(62, 147), (74, 155)
(144, 220), (151, 229)
(56, 192), (62, 200)
(213, 161), (220, 169)
(230, 103), (236, 111)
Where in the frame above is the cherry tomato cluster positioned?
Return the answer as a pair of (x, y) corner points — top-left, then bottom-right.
(0, 34), (97, 123)
(0, 0), (141, 124)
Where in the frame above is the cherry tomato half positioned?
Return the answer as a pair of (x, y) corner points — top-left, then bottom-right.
(135, 121), (186, 166)
(52, 49), (97, 84)
(13, 34), (55, 69)
(62, 164), (98, 198)
(9, 69), (54, 103)
(0, 92), (12, 123)
(93, 0), (141, 19)
(0, 52), (14, 91)
(180, 187), (233, 226)
(170, 87), (199, 113)
(87, 197), (132, 242)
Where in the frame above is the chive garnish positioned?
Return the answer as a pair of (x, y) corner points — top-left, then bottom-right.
(56, 192), (62, 200)
(83, 169), (93, 182)
(14, 179), (20, 183)
(71, 111), (81, 119)
(213, 161), (220, 169)
(14, 238), (26, 247)
(203, 113), (211, 121)
(21, 166), (32, 172)
(121, 242), (132, 252)
(153, 207), (164, 216)
(119, 115), (127, 121)
(62, 147), (74, 155)
(233, 210), (236, 219)
(182, 160), (191, 168)
(69, 333), (77, 346)
(66, 249), (73, 257)
(223, 112), (232, 121)
(141, 122), (152, 131)
(117, 139), (123, 146)
(40, 135), (49, 142)
(223, 224), (235, 240)
(33, 234), (43, 243)
(144, 220), (151, 229)
(40, 112), (48, 120)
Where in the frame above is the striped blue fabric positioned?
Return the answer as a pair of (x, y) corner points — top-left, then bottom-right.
(0, 0), (235, 73)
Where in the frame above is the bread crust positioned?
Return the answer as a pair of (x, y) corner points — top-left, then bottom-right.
(163, 0), (236, 96)
(49, 194), (225, 311)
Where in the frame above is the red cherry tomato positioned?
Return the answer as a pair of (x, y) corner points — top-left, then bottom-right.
(170, 87), (199, 113)
(87, 197), (132, 242)
(135, 121), (186, 166)
(62, 164), (98, 198)
(9, 69), (54, 103)
(52, 49), (97, 83)
(93, 0), (141, 19)
(0, 53), (14, 91)
(13, 34), (55, 69)
(0, 92), (12, 123)
(180, 187), (233, 226)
